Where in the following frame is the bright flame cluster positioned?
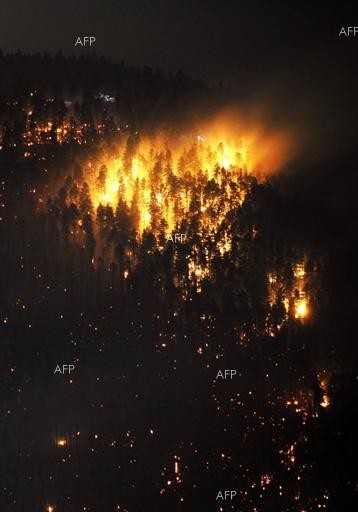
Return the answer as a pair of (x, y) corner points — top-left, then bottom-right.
(85, 132), (251, 234)
(268, 261), (310, 323)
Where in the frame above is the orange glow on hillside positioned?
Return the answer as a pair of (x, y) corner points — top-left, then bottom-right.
(83, 118), (292, 234)
(41, 115), (304, 321)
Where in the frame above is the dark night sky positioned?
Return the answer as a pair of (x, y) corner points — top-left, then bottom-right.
(0, 1), (356, 83)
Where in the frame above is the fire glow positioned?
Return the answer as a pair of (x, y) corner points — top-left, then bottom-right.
(41, 119), (307, 324)
(85, 131), (253, 234)
(79, 116), (292, 235)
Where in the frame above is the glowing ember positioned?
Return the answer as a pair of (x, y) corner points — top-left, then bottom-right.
(318, 374), (331, 408)
(173, 455), (182, 483)
(295, 298), (308, 319)
(260, 473), (272, 487)
(320, 394), (330, 408)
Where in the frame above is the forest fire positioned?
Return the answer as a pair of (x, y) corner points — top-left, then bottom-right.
(267, 260), (311, 327)
(31, 123), (312, 325)
(0, 47), (354, 512)
(69, 113), (293, 238)
(84, 131), (253, 233)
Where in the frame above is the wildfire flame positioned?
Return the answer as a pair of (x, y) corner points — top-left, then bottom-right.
(267, 261), (311, 327)
(79, 114), (292, 235)
(43, 117), (302, 315)
(84, 131), (254, 233)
